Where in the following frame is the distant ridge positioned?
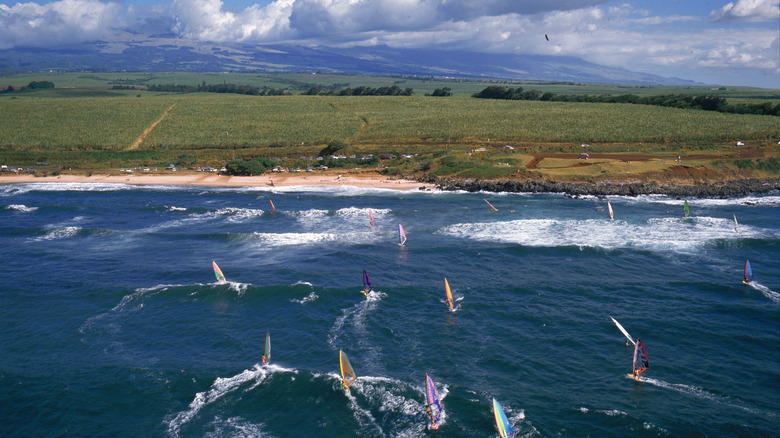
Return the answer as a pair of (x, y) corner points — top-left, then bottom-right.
(0, 37), (699, 86)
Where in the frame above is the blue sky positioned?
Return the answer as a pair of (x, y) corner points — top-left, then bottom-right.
(1, 0), (778, 88)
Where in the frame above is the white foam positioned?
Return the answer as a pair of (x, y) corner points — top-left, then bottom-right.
(30, 225), (81, 241)
(639, 377), (777, 419)
(291, 291), (319, 304)
(251, 231), (374, 247)
(166, 364), (292, 437)
(6, 204), (38, 212)
(439, 216), (775, 252)
(747, 282), (780, 303)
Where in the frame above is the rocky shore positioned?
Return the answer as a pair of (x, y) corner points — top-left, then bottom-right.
(431, 177), (780, 197)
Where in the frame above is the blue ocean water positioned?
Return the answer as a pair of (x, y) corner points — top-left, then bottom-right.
(1, 182), (778, 437)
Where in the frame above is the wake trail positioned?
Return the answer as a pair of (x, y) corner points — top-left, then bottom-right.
(165, 364), (289, 437)
(636, 376), (777, 419)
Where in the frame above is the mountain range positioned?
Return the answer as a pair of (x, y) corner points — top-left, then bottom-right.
(0, 34), (698, 85)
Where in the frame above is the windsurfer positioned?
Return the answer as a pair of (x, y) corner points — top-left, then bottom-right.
(261, 354), (266, 365)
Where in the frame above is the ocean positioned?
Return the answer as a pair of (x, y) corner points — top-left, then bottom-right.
(1, 182), (778, 437)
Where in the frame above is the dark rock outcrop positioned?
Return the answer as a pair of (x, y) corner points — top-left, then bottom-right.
(431, 177), (780, 198)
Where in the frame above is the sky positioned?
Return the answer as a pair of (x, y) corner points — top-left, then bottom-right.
(1, 0), (778, 88)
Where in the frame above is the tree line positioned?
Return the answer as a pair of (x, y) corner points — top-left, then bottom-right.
(1, 80), (55, 93)
(147, 82), (287, 95)
(472, 85), (780, 116)
(304, 84), (413, 96)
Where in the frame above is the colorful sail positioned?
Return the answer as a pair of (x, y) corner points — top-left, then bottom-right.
(683, 200), (690, 218)
(607, 201), (614, 220)
(610, 316), (635, 346)
(445, 278), (454, 310)
(212, 261), (226, 283)
(269, 199), (275, 212)
(632, 338), (649, 379)
(339, 350), (356, 392)
(425, 373), (444, 430)
(398, 224), (407, 246)
(263, 329), (271, 365)
(744, 258), (753, 284)
(363, 269), (373, 295)
(492, 398), (514, 438)
(369, 209), (375, 228)
(733, 214), (740, 233)
(484, 199), (498, 211)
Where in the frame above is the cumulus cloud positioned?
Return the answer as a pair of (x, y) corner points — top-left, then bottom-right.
(0, 0), (123, 49)
(709, 0), (780, 22)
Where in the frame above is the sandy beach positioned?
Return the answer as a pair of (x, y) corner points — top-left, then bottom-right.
(0, 171), (435, 191)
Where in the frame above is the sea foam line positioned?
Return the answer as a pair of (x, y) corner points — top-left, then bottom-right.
(166, 364), (291, 437)
(638, 377), (777, 419)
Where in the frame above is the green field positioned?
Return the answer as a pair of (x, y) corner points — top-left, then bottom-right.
(1, 73), (779, 179)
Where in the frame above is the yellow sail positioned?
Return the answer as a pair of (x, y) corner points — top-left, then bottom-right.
(445, 278), (454, 310)
(339, 350), (356, 392)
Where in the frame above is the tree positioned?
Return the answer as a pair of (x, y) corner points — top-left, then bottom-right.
(225, 157), (274, 176)
(318, 139), (346, 158)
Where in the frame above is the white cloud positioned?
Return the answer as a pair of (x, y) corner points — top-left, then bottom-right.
(709, 0), (780, 22)
(0, 0), (123, 49)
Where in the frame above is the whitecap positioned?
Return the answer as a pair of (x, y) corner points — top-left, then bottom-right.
(6, 204), (38, 212)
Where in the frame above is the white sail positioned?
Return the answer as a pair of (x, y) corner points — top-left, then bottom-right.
(610, 316), (636, 345)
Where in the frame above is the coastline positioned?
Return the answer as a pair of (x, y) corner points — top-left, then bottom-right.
(432, 177), (780, 197)
(0, 172), (434, 191)
(2, 172), (779, 197)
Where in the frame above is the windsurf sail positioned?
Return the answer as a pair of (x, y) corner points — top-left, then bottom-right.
(269, 199), (275, 212)
(484, 199), (498, 211)
(733, 214), (740, 233)
(425, 373), (444, 430)
(744, 258), (753, 284)
(683, 200), (690, 218)
(212, 261), (226, 283)
(363, 269), (373, 295)
(369, 208), (375, 228)
(339, 350), (356, 392)
(607, 201), (614, 220)
(445, 278), (454, 310)
(398, 224), (407, 246)
(492, 398), (514, 438)
(632, 338), (649, 379)
(610, 316), (635, 346)
(263, 329), (271, 364)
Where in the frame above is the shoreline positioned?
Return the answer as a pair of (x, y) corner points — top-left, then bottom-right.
(433, 177), (780, 197)
(2, 172), (779, 197)
(0, 172), (435, 191)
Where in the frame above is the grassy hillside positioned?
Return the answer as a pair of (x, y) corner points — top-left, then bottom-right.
(0, 75), (778, 181)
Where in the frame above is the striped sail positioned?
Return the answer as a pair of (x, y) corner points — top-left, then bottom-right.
(212, 261), (226, 283)
(398, 224), (407, 246)
(263, 329), (271, 364)
(492, 398), (514, 438)
(632, 338), (649, 378)
(339, 350), (356, 392)
(363, 269), (372, 294)
(425, 373), (443, 429)
(269, 199), (275, 212)
(445, 278), (454, 310)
